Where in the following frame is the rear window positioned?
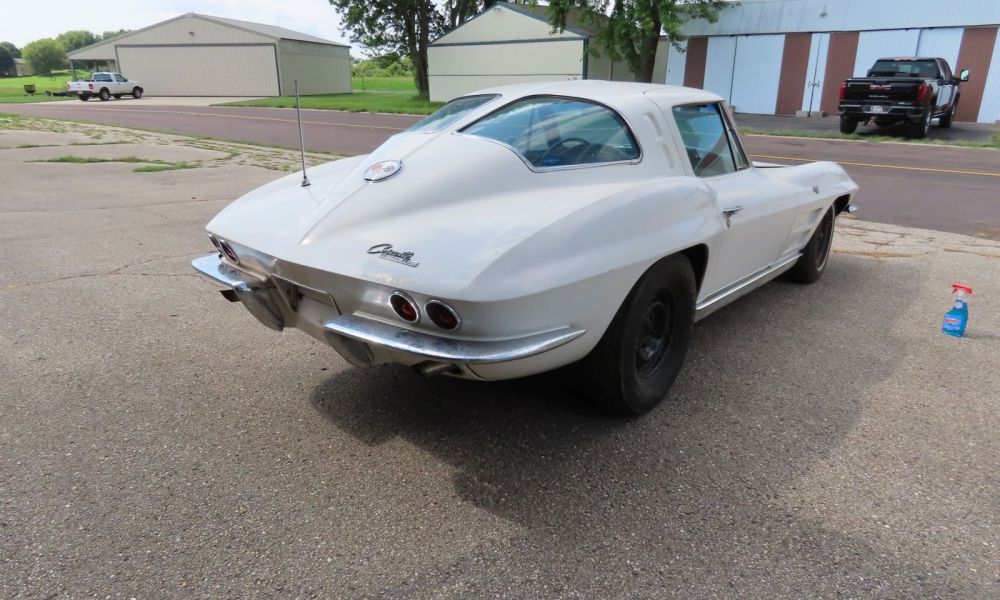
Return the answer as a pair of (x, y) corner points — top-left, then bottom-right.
(406, 95), (498, 133)
(460, 96), (640, 169)
(868, 60), (939, 79)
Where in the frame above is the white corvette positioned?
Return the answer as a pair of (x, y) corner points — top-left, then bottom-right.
(193, 80), (857, 414)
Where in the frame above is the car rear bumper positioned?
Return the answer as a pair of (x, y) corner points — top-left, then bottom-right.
(191, 253), (586, 375)
(839, 102), (924, 120)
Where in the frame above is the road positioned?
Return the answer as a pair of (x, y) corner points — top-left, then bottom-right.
(4, 101), (999, 239)
(2, 124), (999, 598)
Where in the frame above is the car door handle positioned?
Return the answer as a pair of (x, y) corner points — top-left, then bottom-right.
(722, 206), (743, 227)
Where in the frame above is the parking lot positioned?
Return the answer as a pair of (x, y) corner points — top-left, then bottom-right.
(2, 120), (999, 598)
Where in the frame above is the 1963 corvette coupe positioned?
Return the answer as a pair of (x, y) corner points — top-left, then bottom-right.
(193, 80), (857, 414)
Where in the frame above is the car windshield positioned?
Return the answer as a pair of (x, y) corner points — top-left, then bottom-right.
(868, 59), (939, 78)
(406, 95), (499, 133)
(460, 96), (640, 169)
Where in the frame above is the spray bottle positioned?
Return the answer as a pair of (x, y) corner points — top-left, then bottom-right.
(941, 284), (972, 337)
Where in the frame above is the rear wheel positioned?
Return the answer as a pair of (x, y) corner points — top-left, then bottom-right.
(131, 87), (143, 99)
(839, 116), (858, 134)
(785, 207), (835, 284)
(581, 255), (696, 415)
(908, 110), (931, 138)
(98, 88), (110, 101)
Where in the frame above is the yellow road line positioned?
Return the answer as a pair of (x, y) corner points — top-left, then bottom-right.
(54, 107), (409, 131)
(750, 154), (1000, 178)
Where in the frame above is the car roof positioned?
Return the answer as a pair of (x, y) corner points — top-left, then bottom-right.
(465, 80), (723, 110)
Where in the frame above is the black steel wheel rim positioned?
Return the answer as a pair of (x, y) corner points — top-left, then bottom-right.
(635, 294), (675, 378)
(814, 212), (833, 271)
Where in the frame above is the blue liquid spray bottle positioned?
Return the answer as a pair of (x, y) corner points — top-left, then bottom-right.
(941, 284), (972, 337)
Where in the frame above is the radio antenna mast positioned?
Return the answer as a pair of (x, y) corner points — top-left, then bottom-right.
(295, 79), (310, 187)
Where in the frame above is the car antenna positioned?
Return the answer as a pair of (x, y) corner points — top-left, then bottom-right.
(294, 79), (311, 187)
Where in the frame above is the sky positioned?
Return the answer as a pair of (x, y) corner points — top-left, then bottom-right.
(1, 0), (352, 50)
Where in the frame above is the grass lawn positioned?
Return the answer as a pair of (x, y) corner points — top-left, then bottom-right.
(219, 76), (442, 115)
(0, 71), (88, 103)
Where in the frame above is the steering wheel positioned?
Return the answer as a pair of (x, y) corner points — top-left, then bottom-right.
(539, 137), (591, 166)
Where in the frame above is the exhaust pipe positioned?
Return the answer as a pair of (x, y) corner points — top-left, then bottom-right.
(414, 361), (461, 378)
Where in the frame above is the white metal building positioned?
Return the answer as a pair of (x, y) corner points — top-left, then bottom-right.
(429, 3), (667, 102)
(668, 0), (1000, 123)
(67, 14), (352, 97)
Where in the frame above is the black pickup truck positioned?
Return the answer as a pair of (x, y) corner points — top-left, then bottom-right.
(838, 57), (970, 138)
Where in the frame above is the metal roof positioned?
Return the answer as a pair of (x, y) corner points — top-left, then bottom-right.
(67, 13), (347, 59)
(194, 14), (347, 46)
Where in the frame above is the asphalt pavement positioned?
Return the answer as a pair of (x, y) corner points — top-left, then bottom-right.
(4, 100), (999, 240)
(1, 121), (1000, 598)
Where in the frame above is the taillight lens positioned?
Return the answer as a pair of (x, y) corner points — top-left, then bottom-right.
(218, 239), (239, 264)
(839, 82), (847, 100)
(389, 292), (419, 322)
(916, 83), (930, 103)
(425, 300), (461, 330)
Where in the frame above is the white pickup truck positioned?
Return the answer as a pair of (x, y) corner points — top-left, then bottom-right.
(67, 72), (143, 101)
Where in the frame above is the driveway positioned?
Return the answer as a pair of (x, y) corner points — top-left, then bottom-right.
(1, 122), (999, 598)
(4, 102), (999, 241)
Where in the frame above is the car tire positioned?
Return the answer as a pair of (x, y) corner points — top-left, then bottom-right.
(98, 88), (110, 101)
(78, 94), (90, 101)
(940, 102), (956, 129)
(908, 110), (931, 138)
(784, 207), (835, 284)
(839, 116), (858, 134)
(581, 255), (696, 415)
(132, 87), (143, 99)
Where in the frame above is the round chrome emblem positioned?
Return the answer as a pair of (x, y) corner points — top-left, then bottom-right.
(364, 160), (403, 182)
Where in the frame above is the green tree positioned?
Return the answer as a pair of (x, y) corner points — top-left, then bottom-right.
(56, 30), (98, 52)
(100, 29), (131, 41)
(546, 0), (729, 83)
(0, 41), (19, 59)
(0, 46), (14, 77)
(329, 0), (490, 98)
(22, 38), (67, 75)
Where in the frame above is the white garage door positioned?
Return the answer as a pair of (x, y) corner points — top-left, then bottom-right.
(117, 44), (280, 96)
(428, 40), (584, 102)
(730, 35), (785, 114)
(703, 37), (737, 102)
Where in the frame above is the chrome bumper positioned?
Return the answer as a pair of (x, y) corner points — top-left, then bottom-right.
(324, 315), (585, 365)
(193, 253), (586, 367)
(191, 254), (284, 331)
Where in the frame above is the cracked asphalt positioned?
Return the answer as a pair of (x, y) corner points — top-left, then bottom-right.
(1, 124), (999, 599)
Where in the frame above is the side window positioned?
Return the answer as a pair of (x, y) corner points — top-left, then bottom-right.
(939, 60), (953, 81)
(672, 103), (738, 177)
(115, 74), (127, 82)
(94, 73), (112, 82)
(462, 96), (640, 169)
(721, 102), (749, 170)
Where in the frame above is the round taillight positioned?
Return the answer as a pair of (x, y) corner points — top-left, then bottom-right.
(389, 292), (419, 322)
(218, 239), (239, 264)
(426, 300), (460, 330)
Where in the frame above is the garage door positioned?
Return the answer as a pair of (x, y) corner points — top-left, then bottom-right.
(117, 44), (280, 96)
(428, 39), (584, 102)
(729, 35), (785, 114)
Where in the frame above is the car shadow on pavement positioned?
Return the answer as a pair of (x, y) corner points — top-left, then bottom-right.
(307, 256), (973, 597)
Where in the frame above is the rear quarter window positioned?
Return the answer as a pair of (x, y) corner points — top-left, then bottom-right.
(461, 96), (640, 170)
